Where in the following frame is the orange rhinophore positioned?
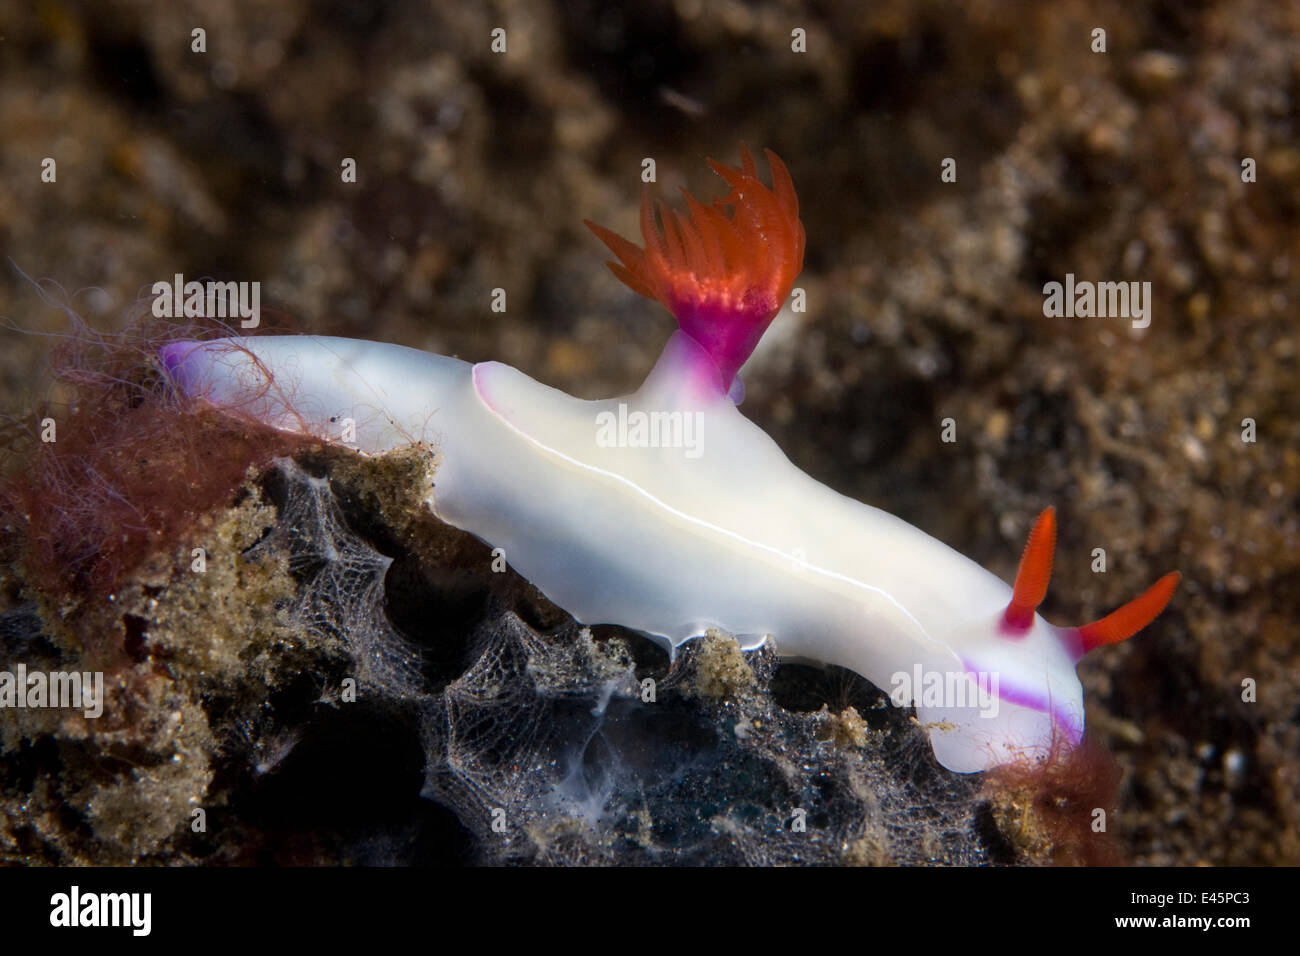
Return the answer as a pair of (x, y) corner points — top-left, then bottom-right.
(585, 145), (805, 387)
(998, 505), (1179, 659)
(1004, 506), (1057, 630)
(1076, 571), (1182, 654)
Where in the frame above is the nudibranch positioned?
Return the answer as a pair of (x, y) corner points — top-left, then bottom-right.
(159, 146), (1178, 773)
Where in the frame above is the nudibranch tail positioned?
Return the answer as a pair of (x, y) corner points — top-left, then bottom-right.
(1004, 506), (1056, 630)
(584, 145), (806, 387)
(1075, 571), (1182, 655)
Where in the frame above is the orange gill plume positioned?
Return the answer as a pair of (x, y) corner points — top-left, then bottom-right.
(584, 145), (806, 387)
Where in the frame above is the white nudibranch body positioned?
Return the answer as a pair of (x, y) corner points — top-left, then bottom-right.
(160, 147), (1178, 773)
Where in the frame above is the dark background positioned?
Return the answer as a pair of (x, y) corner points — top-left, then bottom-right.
(0, 0), (1296, 864)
